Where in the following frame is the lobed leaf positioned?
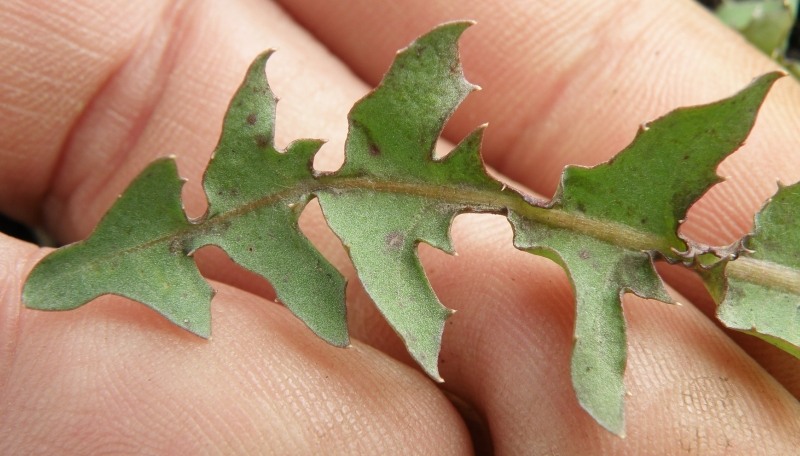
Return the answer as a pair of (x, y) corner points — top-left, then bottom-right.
(23, 158), (214, 336)
(23, 52), (348, 347)
(716, 0), (797, 57)
(553, 71), (782, 255)
(707, 182), (800, 358)
(199, 51), (348, 346)
(20, 20), (794, 438)
(318, 22), (506, 380)
(509, 71), (781, 434)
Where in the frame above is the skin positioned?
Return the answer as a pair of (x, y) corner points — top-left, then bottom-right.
(1, 0), (799, 453)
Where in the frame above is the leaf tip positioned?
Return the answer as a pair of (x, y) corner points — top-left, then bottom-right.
(414, 20), (475, 47)
(182, 320), (211, 339)
(251, 48), (277, 70)
(577, 395), (626, 436)
(735, 71), (784, 108)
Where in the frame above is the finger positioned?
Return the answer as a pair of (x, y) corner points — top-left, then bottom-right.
(0, 233), (471, 454)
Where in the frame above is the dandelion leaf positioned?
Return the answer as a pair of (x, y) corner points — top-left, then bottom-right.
(708, 182), (800, 358)
(23, 158), (214, 336)
(19, 19), (793, 439)
(198, 52), (347, 346)
(716, 0), (796, 56)
(509, 72), (781, 434)
(317, 22), (505, 380)
(23, 52), (348, 346)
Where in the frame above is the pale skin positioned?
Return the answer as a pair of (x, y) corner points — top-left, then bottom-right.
(1, 0), (800, 453)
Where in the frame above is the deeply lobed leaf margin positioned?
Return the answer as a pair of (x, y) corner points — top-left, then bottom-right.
(20, 22), (798, 437)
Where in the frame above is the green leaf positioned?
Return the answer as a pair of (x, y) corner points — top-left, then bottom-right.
(23, 52), (349, 346)
(317, 22), (505, 380)
(23, 158), (214, 336)
(509, 223), (670, 435)
(707, 182), (800, 358)
(508, 72), (781, 435)
(554, 72), (782, 255)
(199, 51), (348, 346)
(20, 20), (792, 438)
(717, 0), (797, 57)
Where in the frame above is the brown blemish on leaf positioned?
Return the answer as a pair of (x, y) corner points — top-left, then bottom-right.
(579, 250), (590, 260)
(168, 238), (183, 255)
(246, 113), (257, 125)
(385, 231), (405, 250)
(255, 134), (270, 148)
(369, 144), (381, 156)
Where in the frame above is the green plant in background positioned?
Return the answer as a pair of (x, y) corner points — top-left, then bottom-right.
(21, 22), (799, 436)
(715, 0), (800, 76)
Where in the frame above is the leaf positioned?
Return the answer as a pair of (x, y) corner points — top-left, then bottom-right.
(199, 51), (348, 346)
(23, 52), (349, 346)
(23, 158), (214, 336)
(508, 72), (781, 435)
(716, 0), (797, 57)
(706, 182), (800, 358)
(20, 20), (792, 438)
(317, 22), (506, 380)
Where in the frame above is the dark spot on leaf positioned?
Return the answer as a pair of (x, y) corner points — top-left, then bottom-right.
(247, 246), (254, 252)
(168, 238), (192, 256)
(577, 202), (586, 213)
(246, 113), (257, 125)
(385, 231), (405, 250)
(683, 155), (690, 161)
(369, 144), (381, 156)
(640, 218), (648, 225)
(579, 250), (590, 260)
(255, 134), (270, 148)
(168, 238), (183, 255)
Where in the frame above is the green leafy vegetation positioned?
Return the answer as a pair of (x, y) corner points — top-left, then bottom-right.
(713, 0), (800, 77)
(22, 22), (798, 435)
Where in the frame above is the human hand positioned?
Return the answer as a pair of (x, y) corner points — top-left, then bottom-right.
(1, 0), (799, 453)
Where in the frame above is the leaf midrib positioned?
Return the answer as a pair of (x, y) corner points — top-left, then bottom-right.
(89, 174), (798, 297)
